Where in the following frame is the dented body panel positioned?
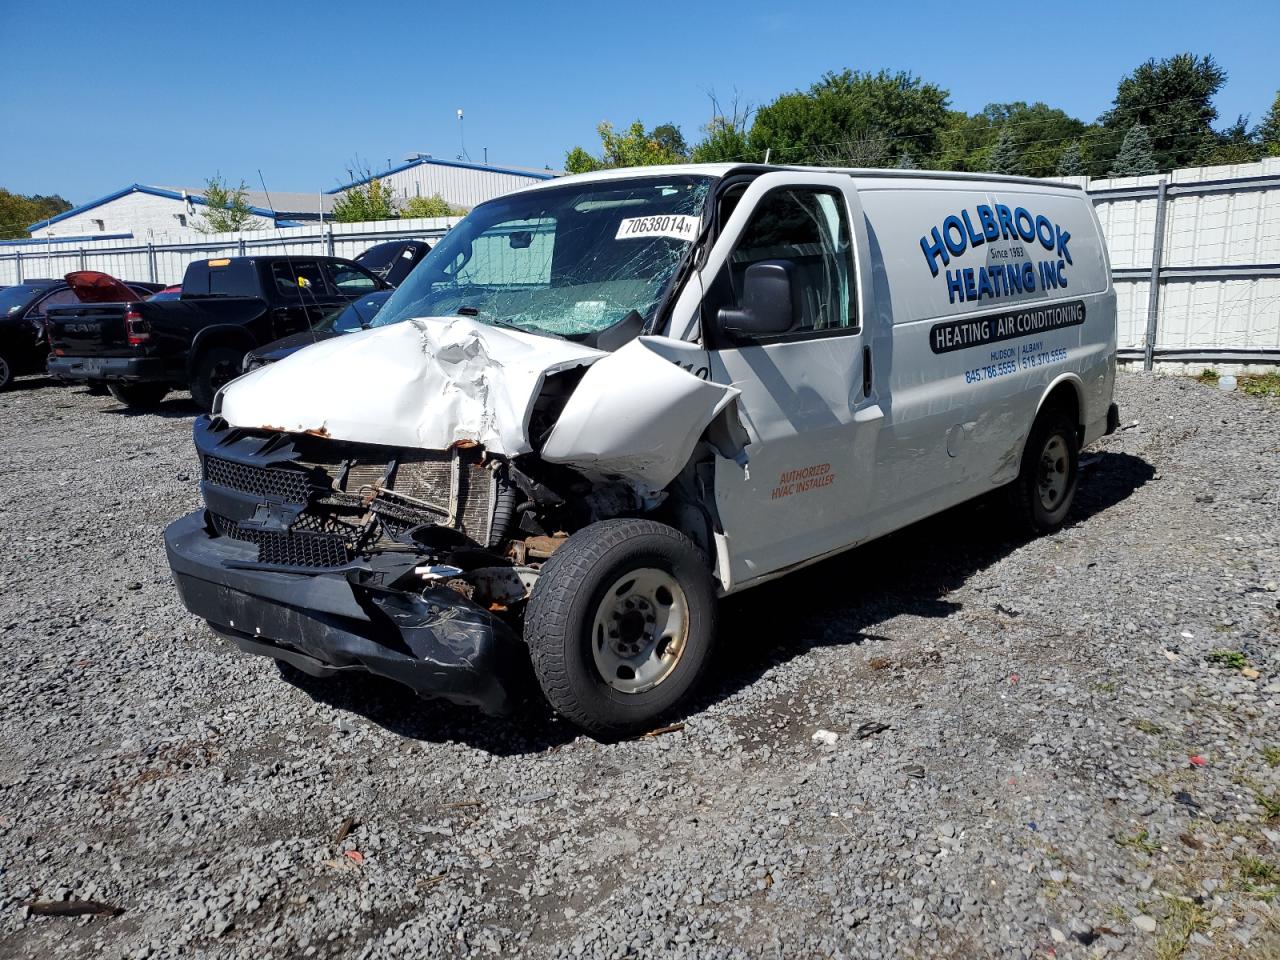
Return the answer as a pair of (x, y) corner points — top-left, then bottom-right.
(220, 318), (605, 455)
(542, 336), (741, 491)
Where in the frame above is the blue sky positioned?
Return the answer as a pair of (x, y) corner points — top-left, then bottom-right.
(2, 0), (1275, 205)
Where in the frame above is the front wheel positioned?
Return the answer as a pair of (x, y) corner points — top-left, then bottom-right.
(525, 519), (717, 739)
(1008, 408), (1079, 535)
(107, 382), (169, 408)
(0, 351), (13, 391)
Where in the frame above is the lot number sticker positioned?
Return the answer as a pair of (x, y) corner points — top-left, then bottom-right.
(615, 215), (700, 242)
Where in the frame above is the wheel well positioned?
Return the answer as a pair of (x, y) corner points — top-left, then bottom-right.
(188, 329), (254, 373)
(1040, 380), (1083, 446)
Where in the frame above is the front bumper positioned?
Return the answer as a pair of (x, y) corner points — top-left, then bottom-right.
(47, 355), (168, 382)
(164, 511), (523, 714)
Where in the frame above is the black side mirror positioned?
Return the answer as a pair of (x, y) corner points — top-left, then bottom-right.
(718, 260), (798, 339)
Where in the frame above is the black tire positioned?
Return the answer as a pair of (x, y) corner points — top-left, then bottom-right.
(190, 345), (245, 412)
(107, 382), (169, 408)
(1009, 408), (1079, 535)
(0, 351), (12, 391)
(525, 518), (717, 739)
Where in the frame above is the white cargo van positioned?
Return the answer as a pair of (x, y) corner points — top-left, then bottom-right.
(165, 164), (1117, 737)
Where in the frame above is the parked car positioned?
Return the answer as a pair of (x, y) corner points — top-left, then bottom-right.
(0, 275), (157, 391)
(354, 239), (432, 287)
(46, 256), (391, 410)
(148, 285), (182, 301)
(165, 164), (1118, 737)
(242, 289), (392, 371)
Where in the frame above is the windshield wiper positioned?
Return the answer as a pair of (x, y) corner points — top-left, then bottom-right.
(454, 306), (565, 341)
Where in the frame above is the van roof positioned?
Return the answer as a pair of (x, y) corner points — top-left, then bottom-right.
(516, 163), (1085, 194)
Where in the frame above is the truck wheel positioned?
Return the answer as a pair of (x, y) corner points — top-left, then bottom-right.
(0, 351), (12, 391)
(525, 518), (717, 739)
(107, 382), (169, 408)
(190, 346), (244, 412)
(1009, 408), (1079, 535)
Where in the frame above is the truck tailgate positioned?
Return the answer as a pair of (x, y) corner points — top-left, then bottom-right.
(47, 303), (132, 357)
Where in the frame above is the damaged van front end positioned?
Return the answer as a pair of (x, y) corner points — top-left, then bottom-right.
(165, 172), (739, 723)
(165, 317), (741, 718)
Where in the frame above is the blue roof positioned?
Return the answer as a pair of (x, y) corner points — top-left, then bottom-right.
(0, 231), (134, 247)
(27, 184), (279, 233)
(325, 156), (557, 194)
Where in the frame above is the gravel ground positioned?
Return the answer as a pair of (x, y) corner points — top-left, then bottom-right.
(0, 372), (1277, 960)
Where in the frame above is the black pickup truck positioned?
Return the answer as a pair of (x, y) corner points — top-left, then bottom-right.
(47, 256), (391, 410)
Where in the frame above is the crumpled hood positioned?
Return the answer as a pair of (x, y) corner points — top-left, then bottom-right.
(219, 317), (604, 455)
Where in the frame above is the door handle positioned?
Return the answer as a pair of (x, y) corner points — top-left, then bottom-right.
(863, 345), (873, 397)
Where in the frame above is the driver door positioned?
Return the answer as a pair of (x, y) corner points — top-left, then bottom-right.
(701, 173), (883, 588)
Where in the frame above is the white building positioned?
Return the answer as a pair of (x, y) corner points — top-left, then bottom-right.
(27, 157), (558, 241)
(328, 156), (558, 211)
(28, 185), (336, 241)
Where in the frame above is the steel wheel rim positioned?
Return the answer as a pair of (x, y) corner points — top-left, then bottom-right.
(591, 567), (689, 694)
(1038, 434), (1070, 510)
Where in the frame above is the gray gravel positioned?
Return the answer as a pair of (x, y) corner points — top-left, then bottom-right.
(0, 372), (1277, 959)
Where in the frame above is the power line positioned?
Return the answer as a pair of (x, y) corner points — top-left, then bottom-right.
(708, 114), (1227, 176)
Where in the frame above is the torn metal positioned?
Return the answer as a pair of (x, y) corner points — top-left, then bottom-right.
(219, 317), (605, 456)
(168, 319), (747, 711)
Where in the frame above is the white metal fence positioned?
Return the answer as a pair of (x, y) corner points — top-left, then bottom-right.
(4, 159), (1279, 369)
(0, 216), (460, 289)
(1083, 156), (1280, 370)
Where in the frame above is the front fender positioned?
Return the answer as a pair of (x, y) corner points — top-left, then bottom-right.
(540, 336), (745, 491)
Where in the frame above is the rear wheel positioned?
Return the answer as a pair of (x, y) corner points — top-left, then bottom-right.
(107, 382), (169, 408)
(0, 351), (12, 391)
(525, 519), (717, 739)
(190, 346), (244, 412)
(1009, 408), (1079, 535)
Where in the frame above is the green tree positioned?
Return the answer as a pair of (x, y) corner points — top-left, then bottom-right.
(564, 146), (599, 174)
(1257, 91), (1280, 157)
(649, 123), (689, 159)
(896, 151), (918, 170)
(691, 115), (755, 163)
(690, 95), (757, 163)
(195, 174), (256, 233)
(564, 121), (687, 172)
(1101, 53), (1227, 170)
(748, 69), (950, 167)
(0, 189), (72, 239)
(401, 194), (466, 218)
(1107, 123), (1159, 177)
(1201, 115), (1262, 165)
(331, 164), (397, 222)
(1056, 142), (1087, 176)
(936, 102), (1088, 176)
(986, 129), (1020, 174)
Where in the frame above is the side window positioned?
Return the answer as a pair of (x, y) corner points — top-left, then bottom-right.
(729, 188), (856, 335)
(32, 289), (80, 316)
(328, 262), (379, 294)
(270, 261), (328, 297)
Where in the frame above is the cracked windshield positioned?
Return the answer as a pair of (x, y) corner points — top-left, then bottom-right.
(372, 175), (713, 340)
